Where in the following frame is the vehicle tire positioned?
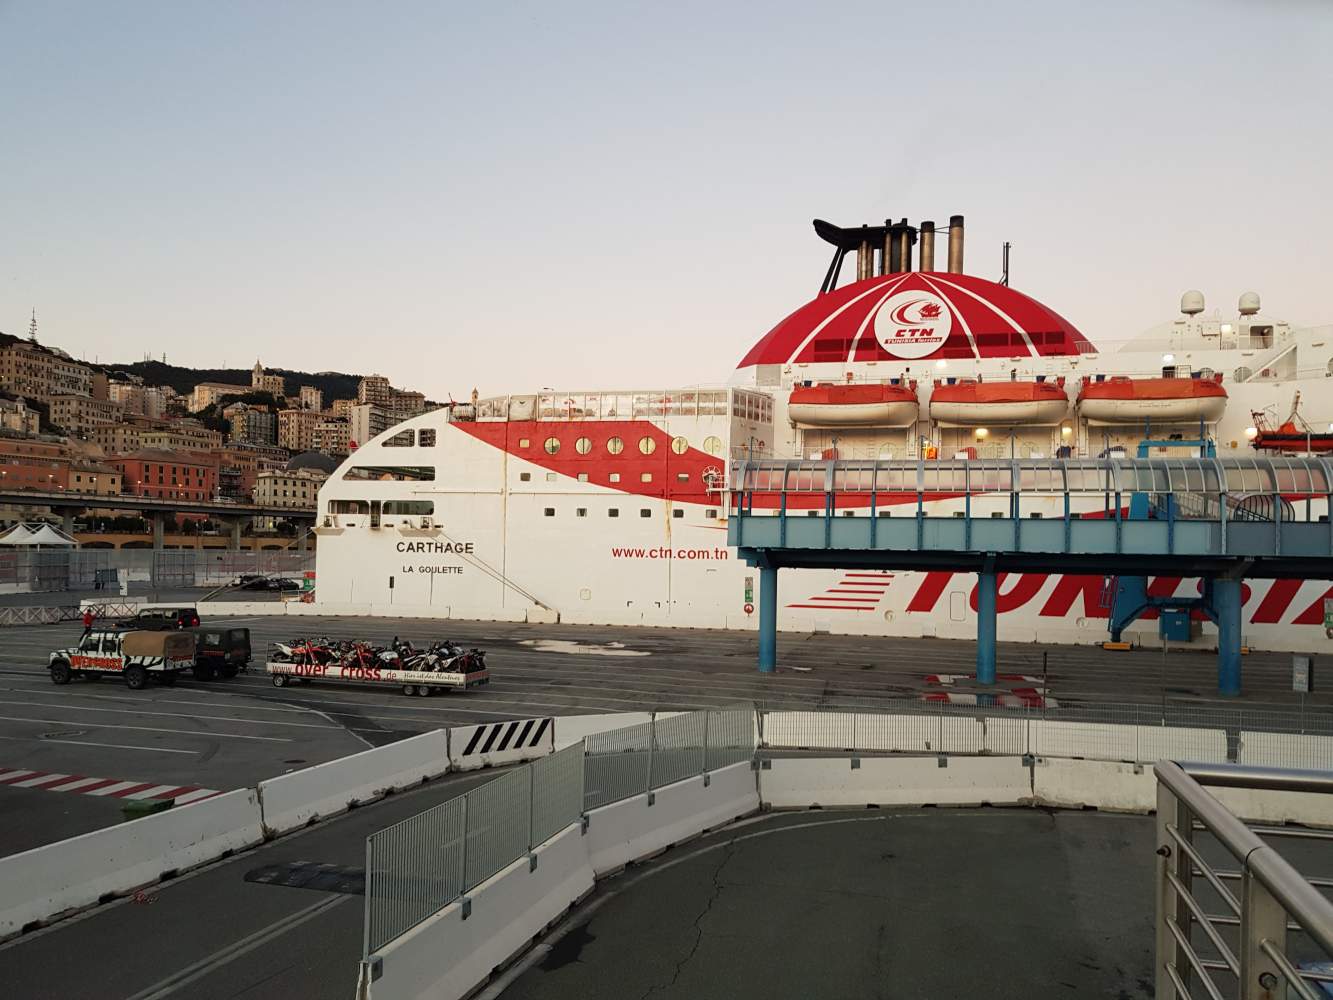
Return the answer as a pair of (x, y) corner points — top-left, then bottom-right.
(195, 661), (216, 682)
(50, 661), (71, 685)
(124, 665), (148, 690)
(160, 672), (178, 687)
(220, 664), (239, 679)
(416, 685), (432, 697)
(272, 674), (289, 688)
(402, 684), (415, 696)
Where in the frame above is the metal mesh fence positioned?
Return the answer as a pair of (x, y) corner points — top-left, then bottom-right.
(0, 548), (313, 594)
(463, 768), (531, 892)
(584, 721), (654, 811)
(707, 707), (759, 770)
(365, 795), (465, 954)
(756, 697), (1333, 769)
(365, 707), (760, 956)
(531, 744), (584, 846)
(650, 711), (709, 788)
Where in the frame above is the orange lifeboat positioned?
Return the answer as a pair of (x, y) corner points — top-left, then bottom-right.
(1078, 374), (1227, 425)
(787, 381), (918, 428)
(928, 378), (1068, 426)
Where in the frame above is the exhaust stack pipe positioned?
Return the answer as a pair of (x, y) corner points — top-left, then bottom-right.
(856, 225), (873, 281)
(881, 219), (893, 276)
(897, 219), (912, 273)
(947, 214), (965, 274)
(919, 221), (935, 271)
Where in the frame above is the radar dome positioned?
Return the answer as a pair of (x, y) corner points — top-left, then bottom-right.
(1238, 291), (1261, 316)
(1180, 290), (1205, 316)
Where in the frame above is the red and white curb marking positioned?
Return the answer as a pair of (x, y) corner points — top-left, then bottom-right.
(0, 767), (221, 804)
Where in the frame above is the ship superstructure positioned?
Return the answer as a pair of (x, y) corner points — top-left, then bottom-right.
(314, 216), (1333, 651)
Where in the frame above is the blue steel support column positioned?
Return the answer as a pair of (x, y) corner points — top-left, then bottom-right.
(976, 569), (997, 685)
(758, 564), (778, 674)
(1214, 577), (1242, 697)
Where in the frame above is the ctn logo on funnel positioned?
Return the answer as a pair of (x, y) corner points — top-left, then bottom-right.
(875, 291), (952, 359)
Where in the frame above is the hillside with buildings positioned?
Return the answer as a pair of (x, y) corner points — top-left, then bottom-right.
(0, 317), (438, 543)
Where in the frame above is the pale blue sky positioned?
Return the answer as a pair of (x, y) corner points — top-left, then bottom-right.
(2, 1), (1330, 399)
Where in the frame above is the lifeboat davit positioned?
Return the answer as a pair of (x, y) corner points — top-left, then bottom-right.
(1078, 374), (1227, 425)
(929, 378), (1069, 426)
(787, 382), (918, 428)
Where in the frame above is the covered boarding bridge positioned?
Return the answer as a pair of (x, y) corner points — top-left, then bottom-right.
(727, 456), (1333, 696)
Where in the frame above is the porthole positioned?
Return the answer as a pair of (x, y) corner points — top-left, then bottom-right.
(575, 437), (592, 455)
(543, 437), (560, 455)
(703, 435), (722, 456)
(670, 436), (688, 454)
(638, 436), (657, 455)
(606, 436), (624, 455)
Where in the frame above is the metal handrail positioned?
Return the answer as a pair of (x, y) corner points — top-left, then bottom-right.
(1155, 760), (1333, 999)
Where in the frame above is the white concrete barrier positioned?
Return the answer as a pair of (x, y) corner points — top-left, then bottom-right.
(449, 719), (553, 771)
(1030, 721), (1227, 764)
(552, 713), (653, 751)
(585, 761), (759, 876)
(259, 730), (450, 835)
(1032, 758), (1155, 813)
(0, 788), (263, 939)
(1238, 731), (1333, 771)
(365, 823), (593, 1000)
(759, 755), (1032, 810)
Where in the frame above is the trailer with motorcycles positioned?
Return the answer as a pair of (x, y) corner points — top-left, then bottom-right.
(266, 637), (489, 696)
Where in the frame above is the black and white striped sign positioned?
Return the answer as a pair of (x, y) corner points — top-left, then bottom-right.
(451, 718), (553, 769)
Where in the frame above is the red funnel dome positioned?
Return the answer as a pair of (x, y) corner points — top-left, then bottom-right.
(738, 272), (1091, 368)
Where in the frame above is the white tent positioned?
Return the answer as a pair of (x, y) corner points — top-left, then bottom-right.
(0, 523), (77, 547)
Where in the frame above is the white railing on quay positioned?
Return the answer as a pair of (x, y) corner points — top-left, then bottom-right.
(1154, 761), (1333, 1000)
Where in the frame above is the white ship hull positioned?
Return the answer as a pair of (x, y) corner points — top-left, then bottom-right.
(314, 247), (1333, 655)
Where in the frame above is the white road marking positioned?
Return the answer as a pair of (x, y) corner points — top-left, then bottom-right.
(122, 784), (182, 800)
(170, 788), (221, 804)
(0, 698), (345, 730)
(0, 734), (199, 754)
(43, 776), (105, 792)
(0, 714), (292, 742)
(10, 772), (71, 788)
(122, 894), (350, 1000)
(85, 780), (140, 797)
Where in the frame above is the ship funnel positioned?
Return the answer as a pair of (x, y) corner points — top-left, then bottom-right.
(919, 221), (936, 271)
(856, 225), (873, 281)
(947, 215), (965, 274)
(897, 218), (912, 273)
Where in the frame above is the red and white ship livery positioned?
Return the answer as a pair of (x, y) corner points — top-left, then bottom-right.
(315, 215), (1333, 652)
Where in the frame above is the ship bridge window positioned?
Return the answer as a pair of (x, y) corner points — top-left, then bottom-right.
(381, 500), (434, 516)
(329, 500), (369, 515)
(419, 429), (436, 447)
(384, 430), (414, 447)
(342, 466), (436, 482)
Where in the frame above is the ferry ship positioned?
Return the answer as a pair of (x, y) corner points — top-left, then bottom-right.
(314, 216), (1333, 652)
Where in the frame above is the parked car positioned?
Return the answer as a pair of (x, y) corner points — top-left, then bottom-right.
(193, 627), (252, 681)
(237, 576), (301, 592)
(114, 607), (201, 630)
(49, 630), (196, 690)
